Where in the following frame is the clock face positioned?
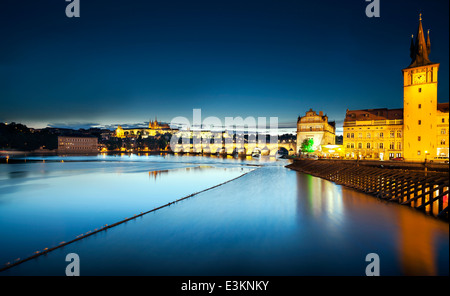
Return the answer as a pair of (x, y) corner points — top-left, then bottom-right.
(413, 73), (426, 84)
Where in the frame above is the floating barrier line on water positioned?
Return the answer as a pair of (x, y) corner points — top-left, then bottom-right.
(0, 169), (255, 273)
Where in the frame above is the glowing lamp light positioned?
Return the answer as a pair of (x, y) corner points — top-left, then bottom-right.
(323, 145), (340, 149)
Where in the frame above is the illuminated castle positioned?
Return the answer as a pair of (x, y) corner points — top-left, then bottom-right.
(115, 117), (173, 138)
(343, 14), (449, 161)
(148, 117), (170, 129)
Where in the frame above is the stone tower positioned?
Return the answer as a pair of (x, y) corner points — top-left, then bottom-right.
(402, 14), (440, 161)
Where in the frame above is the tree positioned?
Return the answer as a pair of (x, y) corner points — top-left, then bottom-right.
(0, 122), (58, 151)
(301, 138), (315, 153)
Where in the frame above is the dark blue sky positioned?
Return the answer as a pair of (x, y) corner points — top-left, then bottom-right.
(0, 0), (448, 132)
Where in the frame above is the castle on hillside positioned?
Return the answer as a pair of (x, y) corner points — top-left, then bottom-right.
(115, 117), (173, 138)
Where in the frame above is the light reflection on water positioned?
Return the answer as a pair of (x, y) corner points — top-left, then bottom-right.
(0, 155), (447, 276)
(294, 173), (448, 276)
(0, 157), (257, 267)
(12, 153), (282, 167)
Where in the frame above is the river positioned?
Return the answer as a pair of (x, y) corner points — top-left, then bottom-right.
(0, 154), (448, 275)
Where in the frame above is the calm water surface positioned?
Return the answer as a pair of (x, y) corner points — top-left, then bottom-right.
(0, 154), (448, 276)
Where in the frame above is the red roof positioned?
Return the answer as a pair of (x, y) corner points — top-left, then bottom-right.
(437, 102), (449, 113)
(345, 108), (404, 122)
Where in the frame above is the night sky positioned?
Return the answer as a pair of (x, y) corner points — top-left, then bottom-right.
(1, 0), (448, 133)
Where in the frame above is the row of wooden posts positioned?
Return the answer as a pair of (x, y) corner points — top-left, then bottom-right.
(287, 160), (449, 220)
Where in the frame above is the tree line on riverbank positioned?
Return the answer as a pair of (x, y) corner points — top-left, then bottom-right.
(0, 123), (58, 151)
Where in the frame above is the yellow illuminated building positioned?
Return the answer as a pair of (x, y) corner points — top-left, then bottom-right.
(115, 118), (173, 138)
(436, 103), (449, 157)
(402, 15), (448, 161)
(297, 109), (336, 154)
(343, 109), (404, 160)
(344, 15), (449, 161)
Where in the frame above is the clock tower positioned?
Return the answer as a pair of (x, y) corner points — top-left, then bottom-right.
(402, 14), (439, 161)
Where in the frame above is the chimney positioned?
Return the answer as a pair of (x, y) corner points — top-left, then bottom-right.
(319, 111), (323, 116)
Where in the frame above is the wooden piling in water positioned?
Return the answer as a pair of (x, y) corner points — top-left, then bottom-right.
(287, 159), (449, 221)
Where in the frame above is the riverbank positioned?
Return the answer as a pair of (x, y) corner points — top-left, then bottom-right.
(289, 158), (449, 172)
(286, 159), (449, 220)
(0, 149), (57, 156)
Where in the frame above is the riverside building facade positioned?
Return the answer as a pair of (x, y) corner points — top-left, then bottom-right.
(343, 15), (449, 161)
(296, 109), (336, 154)
(58, 136), (98, 154)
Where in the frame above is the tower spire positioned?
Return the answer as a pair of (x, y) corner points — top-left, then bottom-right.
(408, 13), (432, 68)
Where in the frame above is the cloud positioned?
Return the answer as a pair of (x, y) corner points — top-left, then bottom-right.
(47, 122), (107, 130)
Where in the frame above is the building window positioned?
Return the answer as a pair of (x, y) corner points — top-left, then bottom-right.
(351, 143), (355, 149)
(351, 133), (354, 138)
(367, 143), (371, 149)
(418, 151), (421, 155)
(346, 133), (350, 138)
(442, 118), (445, 123)
(441, 139), (446, 145)
(390, 131), (395, 138)
(367, 133), (371, 138)
(379, 132), (384, 138)
(418, 104), (422, 109)
(358, 133), (362, 138)
(379, 143), (384, 149)
(441, 129), (446, 135)
(397, 142), (402, 150)
(397, 131), (402, 138)
(418, 136), (421, 141)
(358, 143), (362, 149)
(390, 142), (395, 149)
(418, 120), (421, 125)
(418, 88), (422, 93)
